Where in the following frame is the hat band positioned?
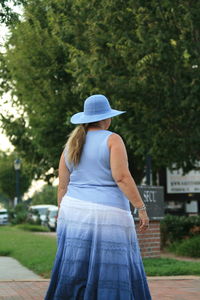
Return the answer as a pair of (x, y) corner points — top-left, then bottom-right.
(84, 108), (112, 116)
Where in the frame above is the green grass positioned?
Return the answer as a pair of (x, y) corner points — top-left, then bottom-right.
(143, 257), (200, 276)
(0, 226), (200, 278)
(0, 226), (57, 278)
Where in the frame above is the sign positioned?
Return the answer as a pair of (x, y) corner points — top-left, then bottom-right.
(167, 168), (200, 194)
(130, 186), (164, 220)
(185, 200), (198, 213)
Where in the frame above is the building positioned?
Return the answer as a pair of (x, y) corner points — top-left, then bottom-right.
(159, 167), (200, 215)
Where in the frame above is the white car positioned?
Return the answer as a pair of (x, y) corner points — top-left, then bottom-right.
(0, 209), (9, 225)
(46, 206), (59, 231)
(28, 205), (57, 225)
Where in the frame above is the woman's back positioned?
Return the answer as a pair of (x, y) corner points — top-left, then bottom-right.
(65, 130), (114, 186)
(65, 130), (130, 211)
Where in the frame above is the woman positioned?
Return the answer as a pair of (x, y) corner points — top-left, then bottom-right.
(45, 94), (151, 300)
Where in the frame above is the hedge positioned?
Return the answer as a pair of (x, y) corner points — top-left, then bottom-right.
(160, 214), (200, 248)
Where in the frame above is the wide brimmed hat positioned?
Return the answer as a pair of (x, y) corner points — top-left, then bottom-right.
(70, 94), (126, 124)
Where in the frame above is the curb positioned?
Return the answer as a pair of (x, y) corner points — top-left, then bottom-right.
(1, 276), (200, 282)
(0, 279), (50, 282)
(147, 275), (200, 280)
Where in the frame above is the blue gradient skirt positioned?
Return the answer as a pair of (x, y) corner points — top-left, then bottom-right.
(44, 196), (151, 300)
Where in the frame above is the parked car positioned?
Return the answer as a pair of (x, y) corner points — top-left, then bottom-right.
(28, 205), (57, 225)
(0, 209), (9, 225)
(46, 206), (58, 231)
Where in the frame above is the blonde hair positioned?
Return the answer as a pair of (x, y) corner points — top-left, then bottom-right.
(66, 124), (89, 166)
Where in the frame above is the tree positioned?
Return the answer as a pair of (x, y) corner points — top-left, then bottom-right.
(0, 0), (25, 25)
(0, 193), (8, 208)
(31, 184), (57, 206)
(64, 0), (200, 173)
(0, 151), (32, 206)
(1, 0), (77, 181)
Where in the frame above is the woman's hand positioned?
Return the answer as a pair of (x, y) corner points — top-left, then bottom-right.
(138, 210), (149, 233)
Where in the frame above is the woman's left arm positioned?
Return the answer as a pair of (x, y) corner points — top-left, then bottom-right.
(57, 152), (70, 209)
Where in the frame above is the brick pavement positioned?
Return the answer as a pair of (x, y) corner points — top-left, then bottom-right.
(149, 277), (200, 300)
(0, 277), (200, 300)
(0, 280), (49, 300)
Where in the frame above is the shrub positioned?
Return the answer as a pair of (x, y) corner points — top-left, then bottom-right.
(8, 203), (29, 225)
(15, 224), (50, 232)
(169, 236), (200, 258)
(26, 209), (41, 225)
(161, 214), (200, 248)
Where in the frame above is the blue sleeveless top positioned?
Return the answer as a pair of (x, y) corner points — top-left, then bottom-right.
(64, 130), (130, 211)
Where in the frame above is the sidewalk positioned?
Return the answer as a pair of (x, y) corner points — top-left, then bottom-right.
(149, 276), (200, 300)
(0, 257), (42, 281)
(0, 256), (200, 299)
(0, 280), (49, 299)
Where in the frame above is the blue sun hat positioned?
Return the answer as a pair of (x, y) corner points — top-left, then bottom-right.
(70, 94), (126, 124)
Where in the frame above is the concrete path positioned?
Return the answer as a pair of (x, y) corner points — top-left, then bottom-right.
(0, 256), (200, 299)
(32, 232), (56, 238)
(0, 257), (43, 280)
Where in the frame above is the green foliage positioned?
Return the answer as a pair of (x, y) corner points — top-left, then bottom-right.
(60, 0), (200, 173)
(168, 236), (200, 258)
(0, 151), (32, 205)
(0, 0), (77, 181)
(0, 0), (25, 25)
(31, 184), (57, 205)
(8, 202), (29, 224)
(1, 0), (200, 182)
(161, 214), (200, 247)
(26, 208), (41, 225)
(0, 193), (8, 208)
(15, 223), (49, 232)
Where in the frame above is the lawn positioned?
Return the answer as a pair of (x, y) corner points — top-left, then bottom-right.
(0, 226), (57, 278)
(1, 226), (200, 278)
(143, 257), (200, 276)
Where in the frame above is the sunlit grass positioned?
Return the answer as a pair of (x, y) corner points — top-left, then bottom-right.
(143, 257), (200, 276)
(0, 226), (57, 278)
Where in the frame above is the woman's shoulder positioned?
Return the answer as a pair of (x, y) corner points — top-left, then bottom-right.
(107, 130), (123, 138)
(107, 132), (125, 147)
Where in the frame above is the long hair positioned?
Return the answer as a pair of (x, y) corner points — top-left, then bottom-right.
(65, 124), (89, 166)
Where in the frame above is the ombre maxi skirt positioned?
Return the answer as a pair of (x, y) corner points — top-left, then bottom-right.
(44, 195), (152, 300)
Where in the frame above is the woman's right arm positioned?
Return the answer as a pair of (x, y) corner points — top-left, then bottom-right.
(108, 133), (149, 232)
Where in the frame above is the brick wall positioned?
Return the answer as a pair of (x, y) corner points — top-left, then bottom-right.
(135, 220), (161, 258)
